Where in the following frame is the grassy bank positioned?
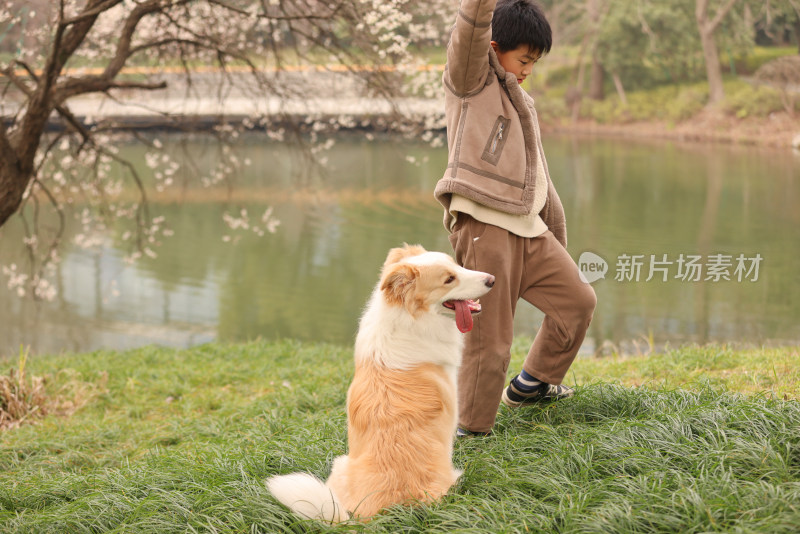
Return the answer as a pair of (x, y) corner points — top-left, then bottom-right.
(1, 341), (799, 532)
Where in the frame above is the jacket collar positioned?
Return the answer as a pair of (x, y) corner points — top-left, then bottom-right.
(488, 47), (513, 85)
(488, 48), (535, 105)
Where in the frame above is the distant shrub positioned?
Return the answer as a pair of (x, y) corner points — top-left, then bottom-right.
(535, 92), (569, 122)
(723, 81), (786, 118)
(732, 46), (799, 75)
(753, 55), (800, 116)
(544, 64), (574, 87)
(662, 86), (707, 120)
(581, 84), (707, 123)
(583, 97), (626, 123)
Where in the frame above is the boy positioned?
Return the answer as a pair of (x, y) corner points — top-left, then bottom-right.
(434, 0), (596, 436)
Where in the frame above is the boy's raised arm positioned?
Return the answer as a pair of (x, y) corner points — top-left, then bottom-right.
(445, 0), (496, 97)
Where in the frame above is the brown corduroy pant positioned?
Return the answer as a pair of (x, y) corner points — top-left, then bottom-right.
(448, 214), (597, 433)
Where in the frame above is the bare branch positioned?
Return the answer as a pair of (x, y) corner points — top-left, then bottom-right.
(104, 0), (176, 80)
(101, 149), (150, 251)
(50, 103), (93, 147)
(109, 79), (169, 91)
(35, 132), (73, 177)
(28, 177), (66, 276)
(207, 0), (250, 17)
(8, 60), (40, 92)
(61, 0), (124, 26)
(16, 0), (109, 168)
(127, 38), (209, 57)
(56, 75), (169, 101)
(53, 1), (197, 103)
(41, 0), (69, 99)
(708, 0), (740, 32)
(696, 0), (710, 24)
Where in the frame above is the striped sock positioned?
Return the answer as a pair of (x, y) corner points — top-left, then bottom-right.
(511, 369), (543, 393)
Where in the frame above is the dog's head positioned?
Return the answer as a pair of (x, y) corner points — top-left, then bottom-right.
(379, 244), (495, 332)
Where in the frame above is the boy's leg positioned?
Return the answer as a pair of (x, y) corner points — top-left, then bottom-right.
(519, 231), (596, 385)
(449, 215), (521, 433)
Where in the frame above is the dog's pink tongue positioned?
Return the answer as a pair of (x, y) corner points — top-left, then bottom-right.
(454, 300), (473, 333)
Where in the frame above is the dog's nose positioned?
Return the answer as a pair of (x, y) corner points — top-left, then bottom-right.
(485, 275), (495, 288)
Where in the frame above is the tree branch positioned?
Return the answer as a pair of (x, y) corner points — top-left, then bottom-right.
(103, 0), (178, 80)
(59, 1), (193, 98)
(100, 149), (150, 251)
(257, 0), (347, 22)
(61, 0), (124, 26)
(27, 177), (66, 276)
(43, 0), (119, 95)
(41, 0), (68, 100)
(56, 75), (169, 101)
(51, 103), (93, 147)
(0, 61), (97, 145)
(110, 80), (169, 91)
(696, 0), (710, 24)
(7, 60), (38, 92)
(708, 0), (739, 32)
(0, 121), (17, 170)
(17, 0), (109, 168)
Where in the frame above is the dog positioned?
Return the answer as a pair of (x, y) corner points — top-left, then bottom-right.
(267, 244), (495, 522)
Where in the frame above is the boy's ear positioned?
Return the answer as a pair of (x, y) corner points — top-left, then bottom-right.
(490, 41), (500, 53)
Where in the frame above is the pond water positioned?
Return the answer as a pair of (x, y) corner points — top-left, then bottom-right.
(1, 133), (799, 358)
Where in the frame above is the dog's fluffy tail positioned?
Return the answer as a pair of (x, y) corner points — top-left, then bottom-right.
(267, 473), (347, 523)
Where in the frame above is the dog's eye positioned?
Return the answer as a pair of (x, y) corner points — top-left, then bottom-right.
(444, 275), (456, 284)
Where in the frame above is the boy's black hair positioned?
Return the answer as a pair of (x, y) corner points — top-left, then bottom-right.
(491, 0), (552, 55)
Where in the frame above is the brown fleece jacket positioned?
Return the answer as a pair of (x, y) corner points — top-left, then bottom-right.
(433, 0), (567, 247)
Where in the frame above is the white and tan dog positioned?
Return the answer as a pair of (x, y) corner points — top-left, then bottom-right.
(267, 244), (495, 522)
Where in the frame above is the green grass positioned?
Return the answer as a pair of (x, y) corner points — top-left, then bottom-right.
(1, 341), (799, 532)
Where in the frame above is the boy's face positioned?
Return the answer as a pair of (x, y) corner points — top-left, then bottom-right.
(490, 42), (541, 85)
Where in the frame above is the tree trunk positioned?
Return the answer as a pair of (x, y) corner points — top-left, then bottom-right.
(586, 0), (604, 101)
(611, 72), (627, 106)
(0, 1), (103, 229)
(0, 121), (27, 227)
(0, 87), (55, 227)
(695, 0), (739, 107)
(589, 57), (605, 100)
(794, 17), (800, 54)
(699, 26), (725, 105)
(569, 47), (589, 123)
(0, 157), (30, 229)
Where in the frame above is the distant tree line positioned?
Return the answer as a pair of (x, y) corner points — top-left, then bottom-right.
(539, 0), (799, 109)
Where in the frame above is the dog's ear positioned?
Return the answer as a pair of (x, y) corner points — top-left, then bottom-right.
(384, 243), (427, 267)
(380, 263), (419, 307)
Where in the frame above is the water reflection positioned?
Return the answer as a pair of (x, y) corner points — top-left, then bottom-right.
(1, 134), (798, 357)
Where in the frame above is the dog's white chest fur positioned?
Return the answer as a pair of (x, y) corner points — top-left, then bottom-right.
(355, 290), (465, 371)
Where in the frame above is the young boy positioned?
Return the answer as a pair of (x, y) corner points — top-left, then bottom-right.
(434, 0), (597, 436)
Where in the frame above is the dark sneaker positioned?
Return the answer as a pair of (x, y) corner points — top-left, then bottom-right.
(456, 427), (492, 438)
(501, 378), (574, 408)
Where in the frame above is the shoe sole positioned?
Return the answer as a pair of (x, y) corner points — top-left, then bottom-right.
(501, 387), (541, 408)
(501, 387), (573, 408)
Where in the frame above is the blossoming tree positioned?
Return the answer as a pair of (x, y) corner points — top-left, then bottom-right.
(0, 0), (450, 299)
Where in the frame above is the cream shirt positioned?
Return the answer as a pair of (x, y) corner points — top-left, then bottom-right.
(448, 132), (549, 238)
